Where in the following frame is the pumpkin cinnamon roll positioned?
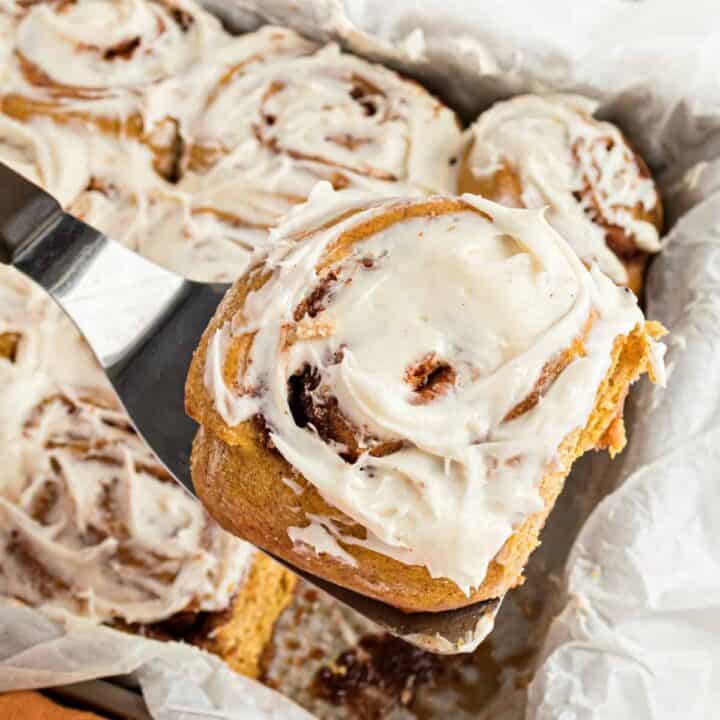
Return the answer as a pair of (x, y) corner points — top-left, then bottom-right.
(458, 94), (663, 294)
(0, 268), (296, 678)
(181, 25), (461, 194)
(1, 0), (224, 179)
(186, 186), (666, 614)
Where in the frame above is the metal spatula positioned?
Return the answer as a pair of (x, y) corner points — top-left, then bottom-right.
(0, 162), (500, 654)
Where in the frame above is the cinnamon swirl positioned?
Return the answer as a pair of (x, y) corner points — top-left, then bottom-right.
(458, 94), (663, 294)
(1, 0), (225, 180)
(178, 24), (461, 193)
(0, 267), (295, 677)
(186, 186), (666, 613)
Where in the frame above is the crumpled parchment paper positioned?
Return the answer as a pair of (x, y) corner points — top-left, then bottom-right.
(0, 600), (314, 719)
(3, 1), (720, 718)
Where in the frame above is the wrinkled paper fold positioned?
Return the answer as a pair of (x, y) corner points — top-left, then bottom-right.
(3, 1), (720, 718)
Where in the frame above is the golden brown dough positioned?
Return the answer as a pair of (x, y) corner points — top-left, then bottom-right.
(0, 692), (106, 720)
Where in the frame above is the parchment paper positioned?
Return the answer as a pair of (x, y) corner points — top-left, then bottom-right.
(0, 600), (314, 719)
(3, 1), (720, 718)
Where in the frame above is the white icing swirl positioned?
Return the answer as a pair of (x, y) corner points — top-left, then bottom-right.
(464, 94), (661, 284)
(176, 26), (461, 192)
(13, 0), (224, 90)
(205, 185), (652, 593)
(0, 266), (253, 625)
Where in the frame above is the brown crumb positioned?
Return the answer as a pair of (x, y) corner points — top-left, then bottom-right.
(312, 634), (444, 719)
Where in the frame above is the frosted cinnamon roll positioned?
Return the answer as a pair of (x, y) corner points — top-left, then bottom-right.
(69, 135), (276, 282)
(1, 0), (224, 179)
(0, 267), (295, 677)
(458, 94), (663, 294)
(181, 26), (461, 192)
(186, 186), (666, 613)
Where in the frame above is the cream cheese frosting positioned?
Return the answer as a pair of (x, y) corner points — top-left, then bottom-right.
(177, 28), (461, 192)
(0, 1), (461, 625)
(0, 266), (253, 625)
(12, 0), (226, 91)
(463, 94), (661, 285)
(68, 133), (273, 282)
(0, 0), (264, 626)
(203, 185), (658, 593)
(0, 6), (457, 278)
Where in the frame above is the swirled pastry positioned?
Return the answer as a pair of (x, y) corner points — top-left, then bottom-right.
(0, 266), (295, 677)
(180, 26), (461, 192)
(0, 11), (461, 281)
(1, 0), (226, 180)
(186, 186), (666, 613)
(458, 94), (663, 293)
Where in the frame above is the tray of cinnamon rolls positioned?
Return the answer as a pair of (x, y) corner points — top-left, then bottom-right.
(3, 0), (716, 718)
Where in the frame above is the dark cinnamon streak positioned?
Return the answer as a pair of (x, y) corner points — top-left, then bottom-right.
(102, 36), (142, 62)
(0, 332), (21, 362)
(571, 136), (653, 261)
(405, 352), (456, 403)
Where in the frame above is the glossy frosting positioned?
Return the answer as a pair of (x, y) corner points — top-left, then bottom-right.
(0, 113), (89, 207)
(12, 0), (225, 90)
(204, 186), (655, 592)
(464, 94), (661, 284)
(0, 266), (253, 624)
(0, 0), (461, 622)
(1, 8), (458, 281)
(179, 27), (461, 191)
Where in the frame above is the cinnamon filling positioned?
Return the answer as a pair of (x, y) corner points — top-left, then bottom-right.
(2, 387), (236, 624)
(288, 364), (360, 462)
(170, 7), (195, 32)
(571, 136), (657, 261)
(0, 332), (21, 362)
(27, 479), (61, 526)
(294, 270), (339, 321)
(287, 364), (402, 463)
(503, 315), (593, 423)
(99, 36), (142, 62)
(405, 352), (457, 403)
(144, 116), (185, 182)
(6, 531), (70, 599)
(348, 73), (385, 118)
(254, 77), (398, 182)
